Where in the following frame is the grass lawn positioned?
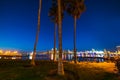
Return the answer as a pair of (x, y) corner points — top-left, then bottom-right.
(0, 60), (119, 80)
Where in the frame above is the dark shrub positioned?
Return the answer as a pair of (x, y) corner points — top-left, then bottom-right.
(115, 58), (120, 73)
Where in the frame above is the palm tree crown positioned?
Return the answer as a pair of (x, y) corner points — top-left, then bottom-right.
(49, 4), (58, 23)
(48, 0), (64, 24)
(66, 0), (85, 18)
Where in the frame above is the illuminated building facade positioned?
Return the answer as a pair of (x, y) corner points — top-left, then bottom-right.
(0, 50), (22, 59)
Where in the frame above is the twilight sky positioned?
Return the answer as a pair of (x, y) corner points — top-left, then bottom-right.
(0, 0), (120, 51)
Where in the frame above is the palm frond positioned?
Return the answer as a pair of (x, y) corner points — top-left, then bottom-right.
(66, 0), (86, 18)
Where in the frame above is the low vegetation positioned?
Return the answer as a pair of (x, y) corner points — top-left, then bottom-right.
(0, 60), (119, 80)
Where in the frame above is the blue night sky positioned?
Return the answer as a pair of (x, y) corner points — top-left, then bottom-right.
(0, 0), (120, 51)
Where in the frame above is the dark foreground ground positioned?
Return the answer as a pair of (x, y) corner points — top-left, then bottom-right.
(0, 60), (119, 80)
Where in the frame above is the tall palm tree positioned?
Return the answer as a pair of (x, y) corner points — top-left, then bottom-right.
(66, 0), (85, 63)
(48, 2), (64, 61)
(57, 0), (64, 75)
(48, 4), (58, 62)
(31, 0), (42, 66)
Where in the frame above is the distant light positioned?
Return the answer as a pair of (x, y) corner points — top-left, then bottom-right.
(4, 51), (11, 55)
(0, 50), (3, 53)
(12, 57), (16, 59)
(13, 51), (18, 54)
(29, 52), (33, 59)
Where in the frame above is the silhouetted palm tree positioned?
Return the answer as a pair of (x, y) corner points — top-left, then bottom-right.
(57, 0), (64, 75)
(48, 1), (64, 61)
(31, 0), (42, 66)
(66, 0), (85, 63)
(48, 4), (58, 62)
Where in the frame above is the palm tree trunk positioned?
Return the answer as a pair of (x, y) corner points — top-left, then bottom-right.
(31, 0), (42, 66)
(57, 0), (64, 75)
(53, 23), (57, 61)
(74, 16), (77, 64)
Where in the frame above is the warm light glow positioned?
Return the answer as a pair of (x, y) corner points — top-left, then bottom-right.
(0, 50), (21, 59)
(0, 50), (3, 53)
(12, 57), (16, 59)
(118, 51), (120, 54)
(76, 62), (117, 73)
(13, 51), (18, 54)
(1, 50), (21, 56)
(4, 51), (11, 55)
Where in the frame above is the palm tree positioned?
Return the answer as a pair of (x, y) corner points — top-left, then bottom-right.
(48, 4), (58, 62)
(31, 0), (42, 66)
(66, 0), (85, 63)
(48, 1), (64, 61)
(57, 0), (64, 75)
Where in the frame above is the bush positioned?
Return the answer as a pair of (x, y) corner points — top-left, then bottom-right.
(115, 58), (120, 73)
